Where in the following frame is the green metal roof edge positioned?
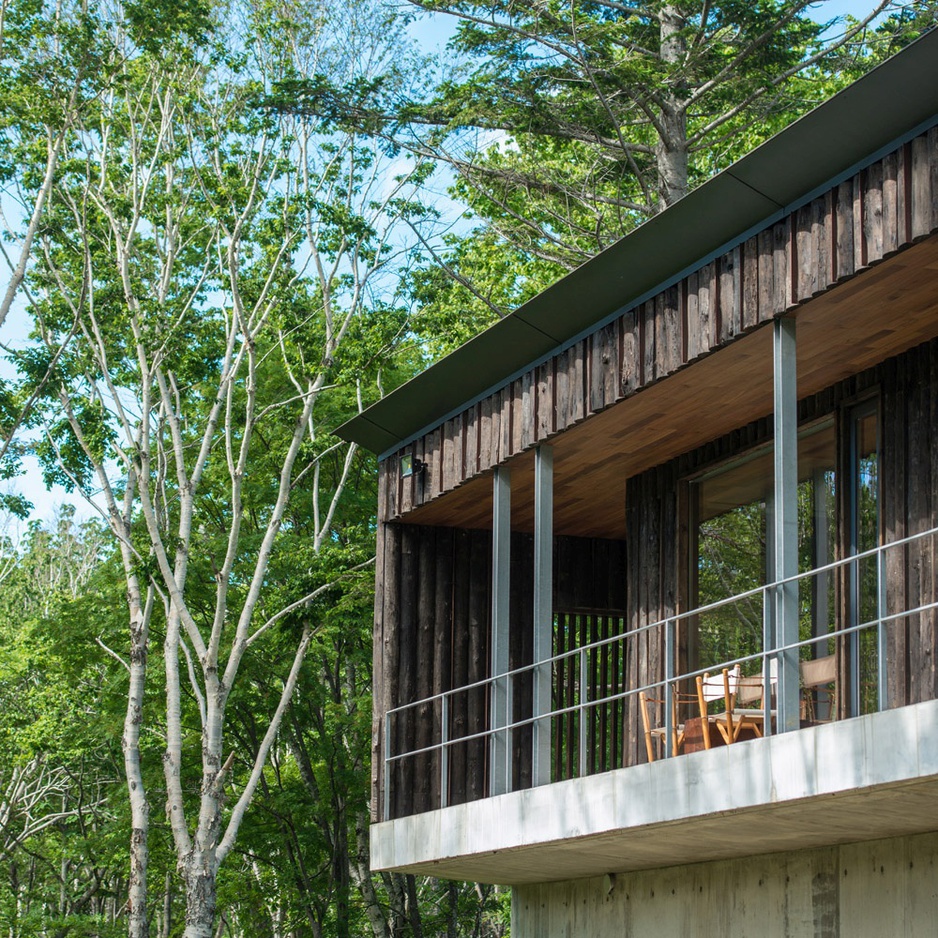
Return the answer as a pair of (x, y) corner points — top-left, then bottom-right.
(337, 28), (938, 457)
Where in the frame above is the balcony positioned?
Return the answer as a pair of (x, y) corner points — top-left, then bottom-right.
(372, 525), (938, 882)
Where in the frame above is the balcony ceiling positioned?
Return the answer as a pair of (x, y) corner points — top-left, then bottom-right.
(397, 234), (938, 539)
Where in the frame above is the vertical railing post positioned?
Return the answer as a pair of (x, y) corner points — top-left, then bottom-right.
(490, 468), (511, 795)
(664, 618), (675, 758)
(384, 712), (391, 821)
(533, 445), (554, 787)
(579, 648), (588, 777)
(505, 676), (514, 795)
(762, 585), (773, 738)
(440, 695), (449, 809)
(773, 317), (800, 733)
(877, 544), (888, 712)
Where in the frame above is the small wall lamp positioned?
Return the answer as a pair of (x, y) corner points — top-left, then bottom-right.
(400, 454), (427, 478)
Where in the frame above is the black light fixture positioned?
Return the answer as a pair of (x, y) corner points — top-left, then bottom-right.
(400, 454), (426, 478)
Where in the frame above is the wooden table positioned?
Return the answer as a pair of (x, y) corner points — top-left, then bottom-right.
(683, 716), (760, 753)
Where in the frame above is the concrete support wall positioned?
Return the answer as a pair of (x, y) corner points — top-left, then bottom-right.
(512, 830), (938, 938)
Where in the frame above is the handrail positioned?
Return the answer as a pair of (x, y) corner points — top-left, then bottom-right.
(382, 524), (938, 816)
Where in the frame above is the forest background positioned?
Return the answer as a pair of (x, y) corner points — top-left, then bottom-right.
(0, 0), (933, 935)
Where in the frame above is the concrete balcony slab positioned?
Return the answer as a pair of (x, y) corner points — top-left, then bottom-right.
(371, 699), (938, 884)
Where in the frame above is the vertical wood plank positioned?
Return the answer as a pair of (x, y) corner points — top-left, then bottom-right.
(900, 142), (912, 246)
(521, 370), (536, 450)
(464, 404), (479, 480)
(659, 285), (681, 375)
(555, 347), (570, 430)
(571, 340), (587, 423)
(910, 133), (931, 239)
(698, 262), (715, 351)
(449, 529), (471, 806)
(621, 309), (642, 394)
(742, 236), (759, 330)
(882, 149), (899, 257)
(589, 333), (604, 415)
(479, 395), (493, 472)
(930, 125), (938, 234)
(772, 220), (790, 314)
(432, 527), (454, 810)
(642, 299), (656, 383)
(757, 228), (775, 322)
(603, 321), (619, 404)
(836, 179), (856, 281)
(414, 528), (436, 813)
(428, 427), (441, 500)
(510, 378), (523, 455)
(396, 526), (418, 818)
(718, 247), (740, 342)
(863, 161), (885, 265)
(371, 462), (389, 820)
(380, 521), (401, 818)
(466, 529), (491, 801)
(685, 271), (701, 360)
(796, 201), (817, 301)
(537, 360), (554, 441)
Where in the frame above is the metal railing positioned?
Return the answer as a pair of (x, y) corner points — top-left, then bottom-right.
(383, 525), (938, 821)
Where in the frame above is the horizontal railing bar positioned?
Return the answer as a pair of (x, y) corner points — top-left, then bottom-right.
(385, 526), (938, 723)
(385, 598), (938, 765)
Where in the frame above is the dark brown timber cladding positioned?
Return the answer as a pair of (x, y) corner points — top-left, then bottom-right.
(375, 529), (626, 818)
(883, 339), (938, 707)
(375, 341), (938, 818)
(620, 339), (938, 763)
(385, 130), (938, 517)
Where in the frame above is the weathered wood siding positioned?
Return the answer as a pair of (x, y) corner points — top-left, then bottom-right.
(374, 530), (626, 819)
(883, 340), (938, 708)
(383, 129), (938, 519)
(376, 339), (938, 819)
(620, 339), (938, 759)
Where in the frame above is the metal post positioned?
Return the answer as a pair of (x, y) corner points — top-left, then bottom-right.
(761, 586), (773, 738)
(664, 618), (675, 758)
(384, 713), (391, 821)
(774, 317), (800, 733)
(533, 445), (554, 787)
(505, 676), (514, 794)
(877, 545), (888, 712)
(490, 468), (511, 795)
(579, 648), (588, 777)
(440, 694), (449, 809)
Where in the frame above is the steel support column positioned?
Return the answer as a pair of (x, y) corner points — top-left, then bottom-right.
(490, 467), (511, 795)
(533, 445), (553, 787)
(774, 317), (800, 733)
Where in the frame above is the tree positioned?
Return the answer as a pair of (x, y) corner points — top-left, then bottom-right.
(14, 0), (427, 934)
(394, 0), (920, 271)
(0, 510), (129, 938)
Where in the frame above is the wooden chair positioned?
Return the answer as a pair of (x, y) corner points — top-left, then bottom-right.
(711, 671), (777, 742)
(639, 688), (688, 762)
(695, 665), (740, 749)
(800, 654), (837, 723)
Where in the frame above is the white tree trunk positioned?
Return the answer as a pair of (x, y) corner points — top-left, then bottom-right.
(124, 603), (151, 938)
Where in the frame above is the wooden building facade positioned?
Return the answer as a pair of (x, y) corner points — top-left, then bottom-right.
(367, 120), (938, 820)
(338, 36), (938, 927)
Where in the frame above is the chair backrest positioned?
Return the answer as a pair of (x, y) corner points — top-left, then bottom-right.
(737, 659), (778, 706)
(698, 664), (739, 705)
(736, 675), (764, 706)
(801, 654), (836, 689)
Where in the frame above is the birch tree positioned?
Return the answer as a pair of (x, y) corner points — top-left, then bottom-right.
(18, 0), (424, 934)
